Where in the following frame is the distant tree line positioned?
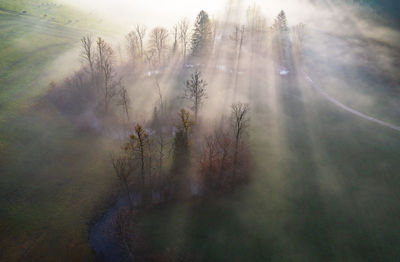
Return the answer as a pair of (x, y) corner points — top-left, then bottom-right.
(46, 8), (305, 126)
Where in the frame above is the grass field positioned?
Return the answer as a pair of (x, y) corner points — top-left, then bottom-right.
(1, 1), (399, 261)
(0, 0), (104, 26)
(135, 66), (400, 261)
(0, 11), (81, 119)
(0, 3), (119, 261)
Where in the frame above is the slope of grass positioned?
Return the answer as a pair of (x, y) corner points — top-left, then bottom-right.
(0, 0), (102, 27)
(0, 4), (119, 261)
(0, 101), (118, 261)
(0, 11), (82, 121)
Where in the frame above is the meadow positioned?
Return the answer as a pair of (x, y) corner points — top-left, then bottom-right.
(0, 0), (399, 261)
(0, 3), (119, 261)
(136, 70), (400, 261)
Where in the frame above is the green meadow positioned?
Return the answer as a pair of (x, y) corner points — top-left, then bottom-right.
(136, 73), (400, 261)
(1, 1), (399, 261)
(0, 2), (118, 261)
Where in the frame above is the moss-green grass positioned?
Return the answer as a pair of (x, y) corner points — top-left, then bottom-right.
(0, 11), (81, 120)
(0, 0), (103, 28)
(0, 103), (119, 261)
(0, 4), (119, 261)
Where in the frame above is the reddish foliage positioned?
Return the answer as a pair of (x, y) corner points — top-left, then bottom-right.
(199, 131), (251, 192)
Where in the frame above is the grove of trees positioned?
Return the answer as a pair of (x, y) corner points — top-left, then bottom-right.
(44, 6), (307, 259)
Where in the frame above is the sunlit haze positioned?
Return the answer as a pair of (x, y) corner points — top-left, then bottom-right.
(1, 0), (400, 261)
(61, 0), (312, 27)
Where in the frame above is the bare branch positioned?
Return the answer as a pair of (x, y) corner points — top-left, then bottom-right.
(184, 71), (207, 122)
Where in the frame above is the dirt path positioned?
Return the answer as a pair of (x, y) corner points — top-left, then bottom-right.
(305, 73), (400, 132)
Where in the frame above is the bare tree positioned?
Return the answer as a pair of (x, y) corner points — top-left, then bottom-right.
(111, 154), (134, 210)
(148, 27), (169, 65)
(144, 49), (156, 70)
(118, 83), (130, 122)
(151, 80), (168, 177)
(126, 31), (139, 64)
(184, 71), (207, 123)
(96, 37), (118, 113)
(155, 129), (168, 176)
(179, 108), (193, 135)
(171, 24), (179, 56)
(216, 130), (232, 184)
(201, 134), (218, 188)
(135, 24), (147, 59)
(125, 124), (152, 205)
(154, 78), (164, 116)
(199, 127), (235, 191)
(171, 108), (193, 192)
(136, 124), (148, 191)
(80, 35), (95, 78)
(178, 18), (190, 58)
(231, 102), (250, 177)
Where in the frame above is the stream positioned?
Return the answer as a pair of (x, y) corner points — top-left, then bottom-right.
(89, 184), (201, 261)
(89, 194), (139, 262)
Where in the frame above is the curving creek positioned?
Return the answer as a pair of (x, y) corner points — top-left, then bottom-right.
(89, 185), (201, 261)
(89, 194), (139, 261)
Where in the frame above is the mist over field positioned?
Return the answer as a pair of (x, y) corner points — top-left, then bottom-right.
(0, 0), (399, 261)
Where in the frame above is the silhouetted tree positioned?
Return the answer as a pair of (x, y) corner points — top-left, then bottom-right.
(179, 18), (190, 58)
(171, 24), (179, 56)
(154, 78), (165, 116)
(118, 83), (130, 122)
(135, 24), (147, 59)
(191, 10), (212, 57)
(96, 37), (118, 113)
(126, 31), (139, 65)
(171, 109), (193, 194)
(274, 10), (289, 33)
(111, 154), (134, 210)
(200, 128), (235, 192)
(184, 71), (207, 122)
(80, 35), (95, 78)
(216, 130), (232, 186)
(231, 102), (250, 177)
(149, 27), (169, 65)
(201, 133), (219, 189)
(125, 124), (152, 205)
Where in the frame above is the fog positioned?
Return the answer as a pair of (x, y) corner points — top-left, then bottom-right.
(2, 0), (400, 260)
(60, 0), (317, 28)
(60, 0), (224, 27)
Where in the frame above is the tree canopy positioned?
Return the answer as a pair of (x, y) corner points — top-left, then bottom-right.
(191, 10), (212, 57)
